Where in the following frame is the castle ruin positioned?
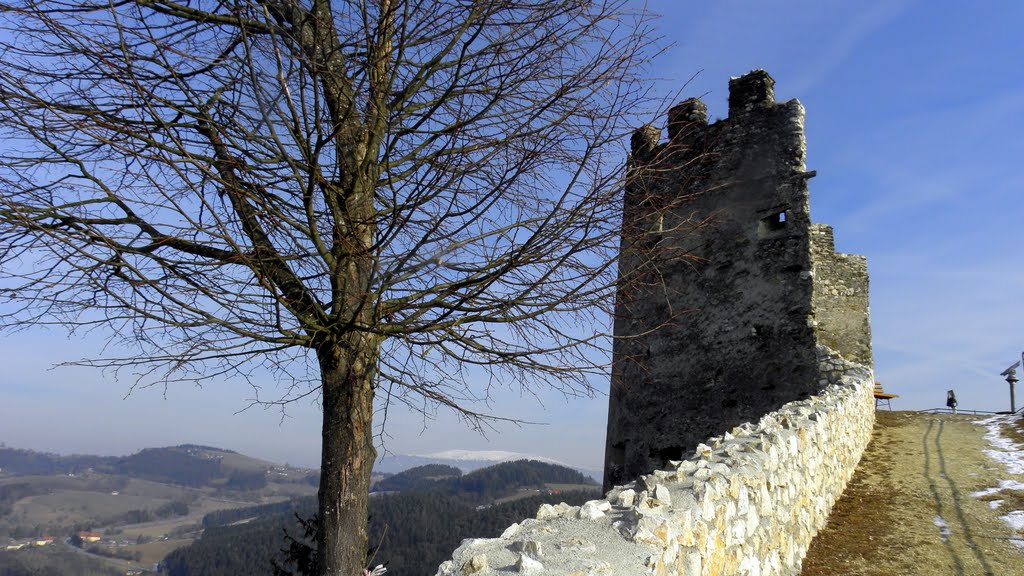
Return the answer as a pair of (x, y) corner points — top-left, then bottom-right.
(603, 70), (872, 490)
(436, 71), (876, 575)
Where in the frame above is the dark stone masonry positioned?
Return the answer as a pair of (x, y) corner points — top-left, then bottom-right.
(603, 70), (872, 490)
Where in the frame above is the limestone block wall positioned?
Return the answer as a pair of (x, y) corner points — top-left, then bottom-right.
(436, 349), (874, 576)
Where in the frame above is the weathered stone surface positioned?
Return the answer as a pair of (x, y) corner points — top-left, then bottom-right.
(461, 554), (487, 575)
(616, 488), (637, 508)
(500, 523), (520, 539)
(654, 484), (671, 504)
(603, 69), (872, 491)
(515, 553), (543, 574)
(512, 540), (543, 559)
(536, 504), (558, 520)
(579, 500), (609, 520)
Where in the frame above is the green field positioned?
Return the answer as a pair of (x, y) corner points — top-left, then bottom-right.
(124, 537), (194, 565)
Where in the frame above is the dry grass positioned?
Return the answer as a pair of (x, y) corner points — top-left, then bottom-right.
(116, 517), (201, 539)
(13, 491), (166, 525)
(118, 478), (197, 500)
(803, 411), (1024, 576)
(122, 538), (193, 565)
(543, 483), (600, 493)
(801, 411), (901, 575)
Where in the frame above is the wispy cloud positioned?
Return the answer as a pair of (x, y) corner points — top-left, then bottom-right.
(828, 88), (1024, 235)
(788, 0), (914, 94)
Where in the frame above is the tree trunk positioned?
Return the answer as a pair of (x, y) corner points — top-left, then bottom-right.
(316, 338), (378, 576)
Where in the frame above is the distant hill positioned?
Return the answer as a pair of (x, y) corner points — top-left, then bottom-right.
(374, 450), (601, 481)
(0, 446), (107, 476)
(0, 445), (601, 483)
(201, 496), (318, 529)
(104, 447), (225, 487)
(372, 460), (595, 504)
(0, 444), (291, 488)
(371, 464), (462, 492)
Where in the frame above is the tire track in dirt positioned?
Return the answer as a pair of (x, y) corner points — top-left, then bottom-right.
(922, 419), (966, 574)
(925, 418), (998, 574)
(802, 411), (1024, 575)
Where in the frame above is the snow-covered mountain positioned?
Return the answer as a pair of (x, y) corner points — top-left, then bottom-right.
(423, 449), (565, 465)
(374, 449), (601, 482)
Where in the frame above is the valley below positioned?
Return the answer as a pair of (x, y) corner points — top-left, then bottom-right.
(0, 445), (598, 576)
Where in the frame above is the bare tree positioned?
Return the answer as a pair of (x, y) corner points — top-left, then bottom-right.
(0, 1), (662, 573)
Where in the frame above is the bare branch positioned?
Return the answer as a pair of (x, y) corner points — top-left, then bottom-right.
(0, 1), (675, 573)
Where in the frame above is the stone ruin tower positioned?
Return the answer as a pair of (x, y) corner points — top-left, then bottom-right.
(603, 70), (872, 490)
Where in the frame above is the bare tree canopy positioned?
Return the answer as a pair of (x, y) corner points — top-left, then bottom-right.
(0, 0), (660, 573)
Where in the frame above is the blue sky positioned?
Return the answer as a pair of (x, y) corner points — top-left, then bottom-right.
(1, 0), (1023, 471)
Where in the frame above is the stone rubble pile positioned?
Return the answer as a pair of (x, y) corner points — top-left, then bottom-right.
(435, 347), (875, 576)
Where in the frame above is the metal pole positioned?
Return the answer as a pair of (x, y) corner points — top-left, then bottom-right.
(1020, 351), (1024, 411)
(1008, 372), (1020, 413)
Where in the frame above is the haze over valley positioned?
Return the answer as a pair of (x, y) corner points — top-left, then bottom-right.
(0, 443), (598, 575)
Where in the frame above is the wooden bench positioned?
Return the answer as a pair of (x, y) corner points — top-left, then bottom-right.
(874, 382), (899, 409)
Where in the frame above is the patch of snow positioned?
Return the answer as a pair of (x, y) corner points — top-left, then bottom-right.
(970, 479), (1024, 499)
(975, 414), (1024, 542)
(421, 449), (567, 466)
(983, 449), (1024, 476)
(1002, 510), (1024, 531)
(977, 414), (1024, 475)
(933, 515), (951, 542)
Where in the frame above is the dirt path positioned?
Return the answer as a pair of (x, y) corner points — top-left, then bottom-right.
(802, 411), (1024, 575)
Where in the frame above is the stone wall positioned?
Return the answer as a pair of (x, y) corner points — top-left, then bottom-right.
(436, 349), (874, 576)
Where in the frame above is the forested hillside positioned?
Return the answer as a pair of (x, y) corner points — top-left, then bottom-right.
(164, 459), (600, 575)
(0, 447), (108, 476)
(0, 452), (596, 575)
(373, 460), (594, 503)
(163, 490), (598, 576)
(106, 448), (224, 487)
(201, 496), (318, 528)
(371, 464), (462, 492)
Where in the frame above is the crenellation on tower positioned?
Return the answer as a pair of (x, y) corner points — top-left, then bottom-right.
(629, 123), (662, 158)
(667, 98), (708, 140)
(604, 70), (872, 491)
(728, 69), (776, 116)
